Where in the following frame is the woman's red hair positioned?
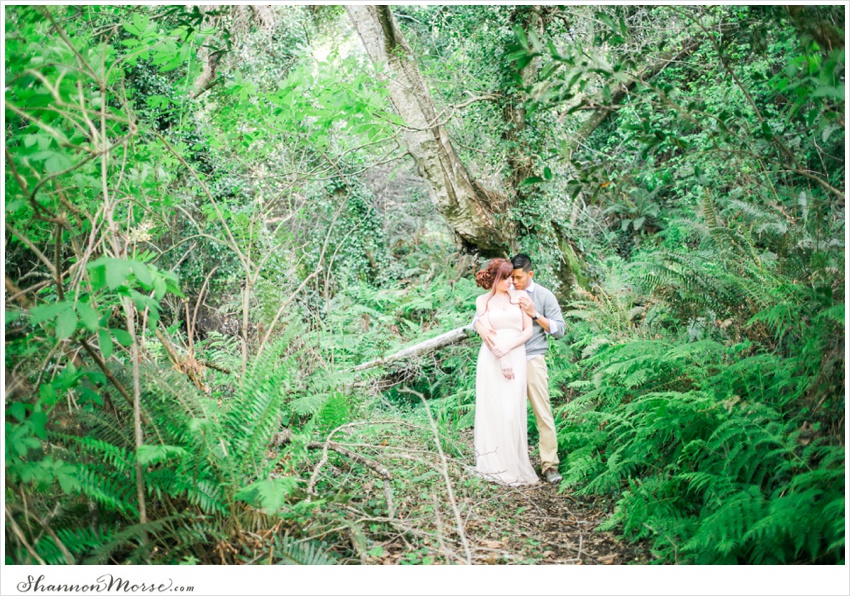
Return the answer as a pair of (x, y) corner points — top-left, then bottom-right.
(475, 259), (513, 313)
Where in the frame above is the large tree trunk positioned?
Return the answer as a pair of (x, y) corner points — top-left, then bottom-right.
(345, 5), (508, 255)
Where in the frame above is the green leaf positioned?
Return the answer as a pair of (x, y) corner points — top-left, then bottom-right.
(543, 166), (553, 181)
(9, 402), (27, 422)
(5, 198), (25, 214)
(98, 329), (113, 359)
(811, 84), (844, 100)
(55, 462), (81, 495)
(152, 275), (167, 301)
(821, 123), (841, 143)
(45, 152), (73, 174)
(29, 411), (48, 439)
(76, 302), (101, 332)
(136, 444), (187, 465)
(109, 328), (134, 347)
(105, 259), (131, 290)
(128, 260), (153, 288)
(598, 12), (618, 33)
(30, 301), (73, 324)
(513, 25), (529, 51)
(77, 386), (103, 406)
(130, 290), (159, 313)
(123, 20), (140, 36)
(235, 477), (299, 515)
(88, 260), (106, 291)
(527, 28), (543, 53)
(146, 95), (170, 109)
(39, 383), (58, 406)
(519, 176), (545, 187)
(147, 307), (160, 331)
(56, 308), (78, 339)
(162, 270), (184, 298)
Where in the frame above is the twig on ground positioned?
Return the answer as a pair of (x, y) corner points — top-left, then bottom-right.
(383, 480), (395, 519)
(430, 493), (466, 564)
(5, 507), (46, 565)
(306, 421), (399, 497)
(400, 386), (473, 565)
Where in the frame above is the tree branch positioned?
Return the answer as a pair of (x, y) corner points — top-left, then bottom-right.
(80, 338), (149, 425)
(5, 222), (57, 276)
(563, 34), (704, 159)
(256, 270), (319, 357)
(789, 169), (845, 202)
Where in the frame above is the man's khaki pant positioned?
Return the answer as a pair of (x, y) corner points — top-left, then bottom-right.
(527, 355), (559, 471)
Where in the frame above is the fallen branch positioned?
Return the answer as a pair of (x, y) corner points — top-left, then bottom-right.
(353, 325), (476, 372)
(318, 442), (392, 481)
(273, 427), (393, 493)
(401, 386), (473, 565)
(197, 359), (233, 375)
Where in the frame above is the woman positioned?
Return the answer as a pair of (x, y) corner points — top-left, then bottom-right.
(473, 258), (539, 486)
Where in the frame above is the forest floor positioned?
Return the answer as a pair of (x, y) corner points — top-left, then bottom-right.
(338, 416), (653, 566)
(461, 459), (653, 566)
(451, 429), (652, 566)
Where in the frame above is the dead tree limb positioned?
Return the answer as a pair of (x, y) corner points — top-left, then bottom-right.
(352, 325), (477, 372)
(272, 425), (393, 496)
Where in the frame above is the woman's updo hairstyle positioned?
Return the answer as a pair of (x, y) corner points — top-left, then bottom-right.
(475, 258), (513, 290)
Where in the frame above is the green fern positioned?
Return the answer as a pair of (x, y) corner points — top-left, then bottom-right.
(274, 534), (338, 565)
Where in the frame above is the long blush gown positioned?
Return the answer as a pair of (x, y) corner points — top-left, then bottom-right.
(474, 303), (539, 486)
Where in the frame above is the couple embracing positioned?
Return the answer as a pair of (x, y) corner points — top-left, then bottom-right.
(472, 254), (566, 487)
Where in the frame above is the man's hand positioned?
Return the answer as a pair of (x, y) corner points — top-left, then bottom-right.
(477, 324), (499, 351)
(518, 296), (537, 319)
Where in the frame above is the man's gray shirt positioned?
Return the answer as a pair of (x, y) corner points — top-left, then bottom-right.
(523, 281), (566, 358)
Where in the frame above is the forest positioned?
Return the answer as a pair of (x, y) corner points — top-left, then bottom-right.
(3, 4), (845, 568)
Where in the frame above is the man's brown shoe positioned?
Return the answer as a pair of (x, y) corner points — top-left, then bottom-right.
(543, 467), (562, 484)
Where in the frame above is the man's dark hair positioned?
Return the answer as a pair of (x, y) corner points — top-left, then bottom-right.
(511, 253), (533, 271)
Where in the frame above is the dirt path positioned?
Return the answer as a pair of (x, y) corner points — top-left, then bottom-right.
(458, 458), (651, 565)
(472, 479), (651, 565)
(353, 423), (651, 565)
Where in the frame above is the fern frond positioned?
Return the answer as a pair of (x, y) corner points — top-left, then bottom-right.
(83, 515), (190, 564)
(73, 465), (138, 516)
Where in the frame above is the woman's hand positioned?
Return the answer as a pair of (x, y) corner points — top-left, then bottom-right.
(491, 343), (507, 358)
(491, 338), (512, 359)
(500, 358), (514, 380)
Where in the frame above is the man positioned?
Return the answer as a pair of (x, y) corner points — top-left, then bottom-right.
(474, 253), (565, 483)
